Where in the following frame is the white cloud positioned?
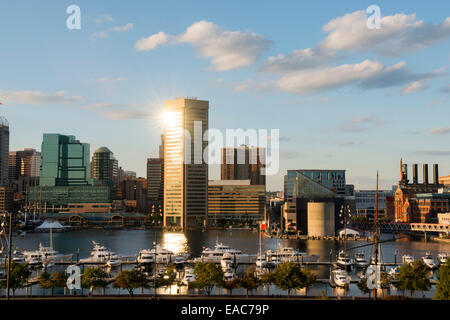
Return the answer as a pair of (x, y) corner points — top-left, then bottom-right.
(135, 21), (272, 71)
(429, 127), (450, 135)
(91, 23), (134, 42)
(320, 11), (450, 56)
(0, 90), (82, 105)
(95, 13), (114, 24)
(401, 80), (427, 94)
(101, 110), (150, 120)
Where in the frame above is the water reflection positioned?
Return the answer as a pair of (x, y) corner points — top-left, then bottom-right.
(162, 232), (188, 254)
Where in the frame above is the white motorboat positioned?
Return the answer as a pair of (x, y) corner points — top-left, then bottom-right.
(22, 243), (72, 266)
(331, 269), (350, 287)
(182, 268), (196, 285)
(402, 254), (415, 265)
(421, 252), (438, 269)
(256, 254), (269, 268)
(194, 242), (254, 264)
(438, 253), (448, 265)
(221, 252), (234, 268)
(266, 246), (319, 264)
(105, 255), (121, 268)
(269, 254), (281, 267)
(136, 249), (154, 264)
(173, 255), (185, 266)
(79, 241), (119, 264)
(223, 267), (234, 281)
(354, 252), (368, 268)
(12, 249), (25, 264)
(147, 245), (189, 264)
(389, 266), (400, 279)
(336, 250), (354, 269)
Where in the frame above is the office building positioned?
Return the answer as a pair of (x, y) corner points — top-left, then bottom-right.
(147, 158), (164, 218)
(354, 189), (394, 220)
(439, 175), (450, 186)
(0, 117), (9, 187)
(163, 98), (209, 229)
(221, 146), (265, 186)
(91, 146), (118, 186)
(208, 180), (265, 224)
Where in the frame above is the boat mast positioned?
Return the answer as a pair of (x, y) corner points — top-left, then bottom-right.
(49, 224), (53, 249)
(373, 171), (379, 300)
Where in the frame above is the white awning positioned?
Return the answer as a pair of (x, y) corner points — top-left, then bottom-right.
(338, 228), (360, 237)
(36, 220), (67, 229)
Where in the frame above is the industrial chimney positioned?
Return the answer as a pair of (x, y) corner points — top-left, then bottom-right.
(433, 164), (439, 184)
(423, 164), (429, 184)
(413, 164), (418, 184)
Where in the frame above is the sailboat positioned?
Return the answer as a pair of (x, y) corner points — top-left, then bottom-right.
(256, 222), (268, 268)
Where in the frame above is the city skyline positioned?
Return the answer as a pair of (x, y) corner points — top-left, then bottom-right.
(1, 0), (450, 191)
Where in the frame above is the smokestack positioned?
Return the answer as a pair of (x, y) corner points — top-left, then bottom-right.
(413, 164), (418, 184)
(423, 164), (428, 184)
(433, 164), (439, 184)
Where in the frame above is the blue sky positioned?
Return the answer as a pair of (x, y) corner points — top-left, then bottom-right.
(1, 0), (449, 191)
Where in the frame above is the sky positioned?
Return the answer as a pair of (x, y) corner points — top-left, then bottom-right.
(1, 0), (449, 191)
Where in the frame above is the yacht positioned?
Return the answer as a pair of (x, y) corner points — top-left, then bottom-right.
(421, 253), (438, 269)
(438, 253), (448, 265)
(266, 247), (319, 264)
(331, 269), (350, 287)
(194, 242), (254, 263)
(389, 266), (400, 279)
(182, 268), (196, 285)
(173, 255), (185, 266)
(136, 249), (154, 264)
(269, 254), (281, 267)
(256, 254), (269, 268)
(354, 252), (368, 268)
(402, 254), (415, 265)
(105, 255), (121, 268)
(223, 267), (234, 281)
(336, 250), (354, 269)
(220, 252), (234, 268)
(22, 243), (72, 266)
(147, 245), (189, 264)
(79, 241), (119, 264)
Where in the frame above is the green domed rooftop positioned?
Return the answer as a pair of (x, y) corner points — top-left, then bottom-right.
(94, 146), (112, 154)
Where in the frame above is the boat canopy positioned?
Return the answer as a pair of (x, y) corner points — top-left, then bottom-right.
(36, 220), (68, 230)
(337, 228), (360, 237)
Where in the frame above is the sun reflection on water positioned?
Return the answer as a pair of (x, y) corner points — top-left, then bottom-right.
(162, 232), (188, 254)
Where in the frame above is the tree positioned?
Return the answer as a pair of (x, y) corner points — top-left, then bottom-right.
(81, 267), (108, 296)
(38, 271), (67, 296)
(114, 269), (149, 296)
(357, 277), (371, 299)
(224, 278), (239, 297)
(395, 260), (431, 298)
(260, 272), (275, 296)
(190, 263), (224, 296)
(237, 266), (259, 298)
(50, 272), (68, 295)
(38, 272), (53, 296)
(272, 262), (310, 298)
(0, 262), (32, 296)
(434, 259), (450, 300)
(301, 267), (316, 296)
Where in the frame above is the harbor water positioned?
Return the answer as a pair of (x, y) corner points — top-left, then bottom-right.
(2, 228), (449, 298)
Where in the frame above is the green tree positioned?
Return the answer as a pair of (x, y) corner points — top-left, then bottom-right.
(114, 269), (149, 296)
(81, 267), (108, 296)
(434, 259), (450, 300)
(260, 271), (275, 296)
(38, 272), (53, 296)
(51, 272), (68, 295)
(357, 277), (371, 298)
(395, 260), (431, 298)
(38, 271), (67, 296)
(0, 262), (31, 296)
(301, 267), (316, 296)
(224, 278), (239, 296)
(190, 263), (224, 296)
(237, 266), (259, 298)
(272, 262), (310, 298)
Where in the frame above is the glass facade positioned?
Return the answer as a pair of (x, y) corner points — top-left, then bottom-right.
(28, 185), (110, 207)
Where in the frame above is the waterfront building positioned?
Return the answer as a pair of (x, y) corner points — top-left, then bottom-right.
(207, 180), (265, 224)
(221, 146), (266, 186)
(0, 186), (13, 214)
(394, 160), (444, 222)
(91, 146), (117, 186)
(163, 98), (209, 229)
(147, 158), (164, 218)
(354, 189), (394, 220)
(121, 176), (147, 212)
(438, 213), (450, 225)
(29, 134), (110, 212)
(0, 117), (9, 187)
(439, 175), (450, 186)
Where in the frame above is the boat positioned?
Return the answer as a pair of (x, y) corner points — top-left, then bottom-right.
(389, 266), (400, 279)
(173, 255), (185, 266)
(182, 268), (196, 285)
(402, 254), (415, 265)
(105, 255), (121, 268)
(256, 254), (269, 268)
(421, 252), (438, 269)
(147, 245), (189, 264)
(269, 254), (281, 267)
(266, 246), (319, 264)
(136, 249), (154, 264)
(12, 249), (25, 264)
(21, 243), (72, 266)
(354, 252), (368, 268)
(336, 250), (354, 269)
(220, 252), (234, 268)
(331, 269), (350, 287)
(79, 241), (119, 264)
(438, 253), (448, 265)
(223, 267), (234, 281)
(194, 242), (254, 263)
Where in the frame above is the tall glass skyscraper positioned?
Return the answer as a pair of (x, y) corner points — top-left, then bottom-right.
(0, 117), (9, 187)
(163, 98), (209, 229)
(40, 134), (92, 186)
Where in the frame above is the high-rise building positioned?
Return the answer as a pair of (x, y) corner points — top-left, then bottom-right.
(221, 146), (265, 186)
(0, 117), (9, 187)
(147, 158), (164, 218)
(9, 148), (41, 182)
(40, 134), (92, 186)
(91, 146), (116, 186)
(163, 97), (209, 229)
